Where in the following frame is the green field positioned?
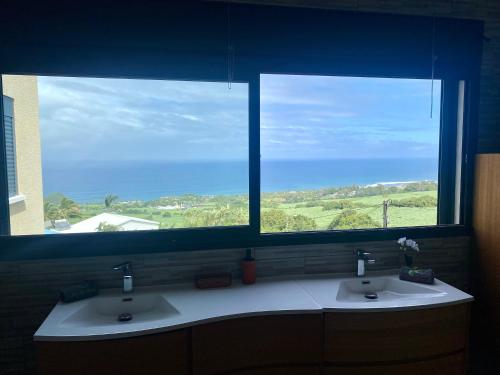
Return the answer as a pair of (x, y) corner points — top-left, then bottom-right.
(264, 190), (437, 230)
(44, 181), (438, 233)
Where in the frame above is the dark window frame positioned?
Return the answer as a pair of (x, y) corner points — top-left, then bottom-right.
(0, 69), (475, 261)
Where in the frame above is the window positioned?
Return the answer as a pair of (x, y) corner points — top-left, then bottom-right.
(0, 72), (467, 249)
(2, 96), (17, 198)
(260, 74), (442, 233)
(2, 75), (249, 235)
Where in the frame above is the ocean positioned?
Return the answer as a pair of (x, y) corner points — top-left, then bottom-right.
(42, 158), (438, 203)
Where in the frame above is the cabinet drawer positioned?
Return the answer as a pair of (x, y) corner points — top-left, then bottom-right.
(324, 351), (465, 375)
(37, 329), (189, 375)
(192, 314), (323, 375)
(324, 304), (469, 364)
(230, 366), (320, 375)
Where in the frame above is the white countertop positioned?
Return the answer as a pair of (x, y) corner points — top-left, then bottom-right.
(34, 273), (473, 342)
(296, 275), (473, 312)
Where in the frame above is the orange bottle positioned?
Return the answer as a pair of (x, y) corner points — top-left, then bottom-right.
(242, 248), (256, 284)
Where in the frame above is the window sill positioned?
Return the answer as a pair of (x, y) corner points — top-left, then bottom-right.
(9, 194), (26, 205)
(0, 224), (470, 261)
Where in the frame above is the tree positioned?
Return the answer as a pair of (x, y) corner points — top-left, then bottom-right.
(96, 222), (120, 232)
(261, 209), (317, 233)
(44, 192), (66, 205)
(261, 209), (289, 232)
(184, 206), (248, 227)
(43, 195), (81, 227)
(328, 209), (379, 230)
(289, 214), (317, 232)
(57, 197), (82, 220)
(43, 201), (58, 227)
(104, 194), (119, 208)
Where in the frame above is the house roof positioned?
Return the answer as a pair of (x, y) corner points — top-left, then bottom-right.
(59, 213), (159, 233)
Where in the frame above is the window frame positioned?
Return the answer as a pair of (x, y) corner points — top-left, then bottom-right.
(0, 71), (474, 261)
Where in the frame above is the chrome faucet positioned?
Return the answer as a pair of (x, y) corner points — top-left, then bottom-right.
(355, 249), (375, 277)
(112, 262), (133, 293)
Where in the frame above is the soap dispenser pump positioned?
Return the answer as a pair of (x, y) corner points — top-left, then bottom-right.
(242, 248), (256, 285)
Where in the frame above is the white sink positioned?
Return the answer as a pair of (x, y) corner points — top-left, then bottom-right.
(336, 277), (444, 303)
(61, 292), (179, 328)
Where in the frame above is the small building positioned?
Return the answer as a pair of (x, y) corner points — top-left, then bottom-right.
(57, 213), (159, 233)
(3, 75), (44, 235)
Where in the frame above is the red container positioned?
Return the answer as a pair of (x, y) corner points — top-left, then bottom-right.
(195, 272), (232, 289)
(241, 259), (256, 284)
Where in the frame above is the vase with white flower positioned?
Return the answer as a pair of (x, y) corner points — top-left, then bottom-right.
(397, 237), (420, 268)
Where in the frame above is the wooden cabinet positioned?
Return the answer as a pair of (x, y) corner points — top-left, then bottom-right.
(226, 366), (320, 375)
(324, 352), (465, 375)
(324, 304), (469, 364)
(192, 314), (323, 375)
(36, 305), (470, 375)
(37, 329), (189, 375)
(473, 154), (500, 343)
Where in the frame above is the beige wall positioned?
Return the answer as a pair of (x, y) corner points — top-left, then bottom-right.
(3, 75), (44, 235)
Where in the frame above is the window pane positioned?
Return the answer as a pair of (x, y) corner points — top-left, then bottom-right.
(260, 74), (441, 233)
(3, 75), (248, 235)
(2, 96), (17, 198)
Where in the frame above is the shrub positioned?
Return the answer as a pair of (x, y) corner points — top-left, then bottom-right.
(321, 200), (356, 211)
(184, 206), (248, 227)
(328, 210), (379, 230)
(391, 195), (437, 208)
(402, 181), (438, 192)
(295, 201), (323, 208)
(261, 209), (317, 232)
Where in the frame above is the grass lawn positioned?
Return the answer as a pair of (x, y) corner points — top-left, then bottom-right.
(70, 189), (437, 231)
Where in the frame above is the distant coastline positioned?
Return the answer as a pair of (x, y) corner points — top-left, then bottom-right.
(365, 180), (437, 188)
(42, 158), (439, 203)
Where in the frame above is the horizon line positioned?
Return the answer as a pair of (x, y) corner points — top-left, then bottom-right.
(42, 156), (439, 164)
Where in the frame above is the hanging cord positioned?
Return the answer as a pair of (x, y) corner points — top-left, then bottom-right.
(430, 14), (437, 119)
(227, 3), (234, 90)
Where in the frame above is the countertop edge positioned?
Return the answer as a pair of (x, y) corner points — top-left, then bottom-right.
(321, 297), (474, 313)
(34, 308), (323, 342)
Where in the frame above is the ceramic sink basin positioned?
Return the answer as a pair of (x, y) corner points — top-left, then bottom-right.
(336, 277), (445, 302)
(61, 292), (179, 328)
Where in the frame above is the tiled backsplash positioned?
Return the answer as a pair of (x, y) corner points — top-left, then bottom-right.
(0, 236), (470, 374)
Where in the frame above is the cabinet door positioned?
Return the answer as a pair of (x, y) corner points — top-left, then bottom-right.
(37, 329), (189, 375)
(192, 314), (323, 375)
(324, 351), (465, 375)
(324, 304), (469, 364)
(231, 366), (320, 375)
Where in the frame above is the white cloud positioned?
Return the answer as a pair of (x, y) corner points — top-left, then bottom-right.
(177, 114), (201, 122)
(38, 77), (249, 162)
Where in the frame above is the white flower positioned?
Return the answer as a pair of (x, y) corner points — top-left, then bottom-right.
(405, 239), (415, 247)
(405, 239), (420, 251)
(398, 237), (420, 252)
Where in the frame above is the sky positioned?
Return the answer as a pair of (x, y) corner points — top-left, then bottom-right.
(260, 74), (441, 160)
(37, 74), (441, 163)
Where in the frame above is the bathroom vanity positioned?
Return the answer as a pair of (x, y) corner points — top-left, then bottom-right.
(35, 275), (472, 375)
